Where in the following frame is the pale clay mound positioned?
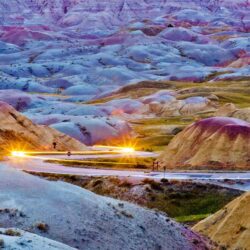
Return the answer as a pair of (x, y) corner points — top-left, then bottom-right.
(216, 103), (250, 123)
(0, 164), (210, 250)
(193, 192), (250, 250)
(0, 228), (75, 250)
(158, 117), (250, 169)
(147, 96), (217, 117)
(0, 101), (86, 152)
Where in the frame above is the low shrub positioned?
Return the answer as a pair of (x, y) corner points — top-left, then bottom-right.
(0, 238), (4, 247)
(5, 229), (21, 237)
(36, 222), (49, 232)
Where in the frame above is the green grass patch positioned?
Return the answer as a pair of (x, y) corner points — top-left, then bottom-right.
(136, 135), (174, 151)
(174, 213), (211, 223)
(130, 117), (192, 151)
(146, 191), (235, 218)
(130, 117), (192, 126)
(45, 156), (155, 170)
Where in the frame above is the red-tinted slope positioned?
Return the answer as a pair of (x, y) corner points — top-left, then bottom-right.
(159, 117), (250, 169)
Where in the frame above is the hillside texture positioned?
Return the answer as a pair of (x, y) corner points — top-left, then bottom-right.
(158, 117), (250, 169)
(0, 164), (211, 250)
(0, 101), (86, 153)
(193, 192), (250, 250)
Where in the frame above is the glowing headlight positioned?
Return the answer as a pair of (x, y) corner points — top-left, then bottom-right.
(11, 151), (26, 157)
(120, 147), (135, 154)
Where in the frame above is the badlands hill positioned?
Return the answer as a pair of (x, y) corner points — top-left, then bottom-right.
(158, 117), (250, 169)
(0, 101), (86, 152)
(0, 0), (249, 89)
(193, 192), (250, 250)
(0, 164), (211, 250)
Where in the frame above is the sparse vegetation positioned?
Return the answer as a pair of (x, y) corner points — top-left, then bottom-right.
(30, 172), (242, 224)
(130, 117), (192, 151)
(175, 214), (211, 223)
(4, 229), (21, 237)
(45, 156), (155, 170)
(0, 238), (4, 248)
(36, 222), (49, 232)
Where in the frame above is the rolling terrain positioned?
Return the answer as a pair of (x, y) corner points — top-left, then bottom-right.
(0, 0), (249, 146)
(0, 164), (211, 250)
(0, 1), (250, 249)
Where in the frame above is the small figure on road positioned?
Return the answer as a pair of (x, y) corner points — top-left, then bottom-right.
(52, 141), (57, 150)
(152, 160), (159, 172)
(67, 151), (71, 157)
(155, 161), (159, 171)
(163, 166), (166, 179)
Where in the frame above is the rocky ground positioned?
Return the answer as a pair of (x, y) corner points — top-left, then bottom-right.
(0, 228), (75, 250)
(0, 164), (212, 250)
